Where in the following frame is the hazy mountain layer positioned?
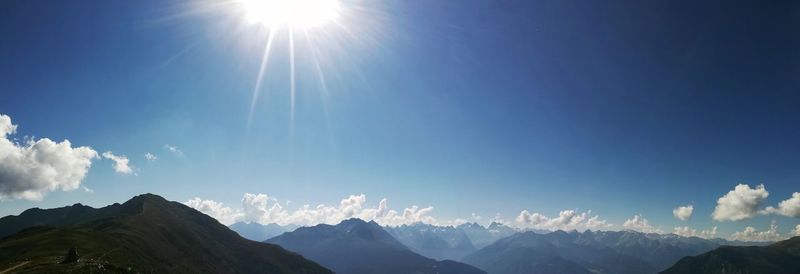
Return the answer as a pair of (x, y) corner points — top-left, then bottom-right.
(457, 222), (518, 249)
(385, 223), (477, 260)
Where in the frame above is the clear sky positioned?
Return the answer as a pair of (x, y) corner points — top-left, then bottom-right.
(1, 0), (799, 240)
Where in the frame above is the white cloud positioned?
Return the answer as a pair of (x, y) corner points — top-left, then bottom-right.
(622, 214), (663, 233)
(761, 192), (800, 217)
(185, 197), (242, 225)
(673, 205), (693, 221)
(730, 220), (785, 242)
(515, 209), (612, 231)
(712, 184), (769, 222)
(102, 151), (135, 175)
(164, 144), (183, 156)
(0, 114), (99, 201)
(792, 224), (800, 237)
(144, 152), (157, 161)
(673, 226), (717, 239)
(185, 193), (440, 226)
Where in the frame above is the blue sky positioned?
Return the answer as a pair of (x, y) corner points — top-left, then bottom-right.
(1, 0), (799, 239)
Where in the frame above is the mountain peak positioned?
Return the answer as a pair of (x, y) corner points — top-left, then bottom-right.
(129, 193), (168, 202)
(118, 193), (171, 211)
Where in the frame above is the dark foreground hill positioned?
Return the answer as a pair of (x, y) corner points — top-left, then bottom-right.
(267, 218), (486, 274)
(661, 236), (800, 274)
(0, 194), (331, 273)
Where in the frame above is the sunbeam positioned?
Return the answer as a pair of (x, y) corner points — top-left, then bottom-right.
(289, 27), (296, 139)
(247, 30), (276, 127)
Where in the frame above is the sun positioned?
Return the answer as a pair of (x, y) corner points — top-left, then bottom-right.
(237, 0), (341, 29)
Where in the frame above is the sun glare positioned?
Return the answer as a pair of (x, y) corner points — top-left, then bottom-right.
(237, 0), (341, 29)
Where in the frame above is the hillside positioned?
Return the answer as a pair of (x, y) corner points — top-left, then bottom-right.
(661, 236), (800, 274)
(0, 194), (331, 273)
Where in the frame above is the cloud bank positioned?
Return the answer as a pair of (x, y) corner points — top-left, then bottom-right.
(622, 214), (662, 233)
(672, 226), (717, 239)
(515, 209), (611, 231)
(186, 193), (438, 226)
(185, 197), (240, 224)
(0, 114), (98, 200)
(729, 220), (784, 242)
(712, 184), (769, 221)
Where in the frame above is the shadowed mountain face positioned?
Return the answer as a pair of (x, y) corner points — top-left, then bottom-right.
(229, 222), (297, 241)
(385, 223), (477, 261)
(661, 236), (800, 274)
(267, 218), (486, 274)
(0, 194), (331, 274)
(463, 230), (723, 274)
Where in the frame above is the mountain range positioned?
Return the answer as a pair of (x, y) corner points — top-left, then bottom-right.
(0, 194), (331, 273)
(0, 193), (792, 273)
(266, 218), (486, 274)
(227, 219), (521, 261)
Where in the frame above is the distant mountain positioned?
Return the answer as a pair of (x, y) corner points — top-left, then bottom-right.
(229, 221), (297, 241)
(457, 222), (518, 249)
(661, 236), (800, 274)
(385, 222), (477, 260)
(463, 230), (725, 274)
(0, 194), (331, 273)
(267, 218), (486, 274)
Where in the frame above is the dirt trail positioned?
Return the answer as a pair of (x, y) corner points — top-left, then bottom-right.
(0, 261), (29, 274)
